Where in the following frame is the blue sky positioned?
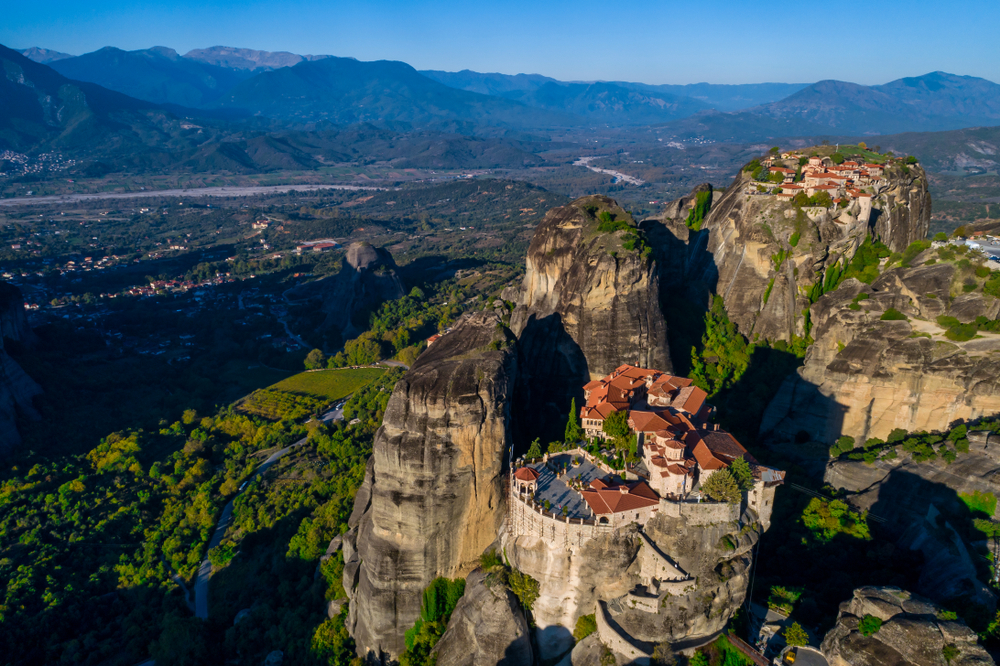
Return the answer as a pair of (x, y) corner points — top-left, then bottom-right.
(3, 0), (998, 85)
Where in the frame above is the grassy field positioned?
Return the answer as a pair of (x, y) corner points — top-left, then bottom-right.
(269, 367), (386, 403)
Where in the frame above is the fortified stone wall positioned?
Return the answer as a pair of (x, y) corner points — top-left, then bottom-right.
(658, 498), (740, 525)
(508, 489), (616, 549)
(596, 601), (652, 665)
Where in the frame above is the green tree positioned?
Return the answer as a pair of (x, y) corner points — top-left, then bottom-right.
(565, 398), (584, 444)
(689, 652), (710, 666)
(700, 469), (741, 504)
(690, 296), (751, 397)
(602, 410), (632, 452)
(729, 457), (754, 491)
(831, 152), (845, 164)
(784, 622), (809, 647)
(526, 438), (542, 459)
(305, 348), (327, 370)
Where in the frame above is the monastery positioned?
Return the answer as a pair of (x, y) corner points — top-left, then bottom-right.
(510, 365), (785, 533)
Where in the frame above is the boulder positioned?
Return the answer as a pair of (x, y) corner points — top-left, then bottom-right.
(432, 570), (533, 666)
(821, 587), (994, 666)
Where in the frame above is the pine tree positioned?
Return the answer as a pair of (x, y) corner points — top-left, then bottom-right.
(729, 456), (754, 491)
(700, 468), (741, 504)
(565, 398), (583, 444)
(526, 438), (542, 459)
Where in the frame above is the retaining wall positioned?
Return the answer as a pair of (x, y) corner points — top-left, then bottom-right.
(596, 601), (651, 664)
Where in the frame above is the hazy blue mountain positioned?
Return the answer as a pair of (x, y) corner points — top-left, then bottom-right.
(501, 81), (709, 125)
(420, 69), (558, 96)
(49, 46), (253, 107)
(422, 69), (806, 112)
(754, 72), (1000, 134)
(19, 47), (73, 64)
(649, 109), (832, 143)
(214, 56), (576, 128)
(0, 43), (192, 157)
(618, 81), (810, 111)
(874, 71), (1000, 121)
(184, 46), (331, 71)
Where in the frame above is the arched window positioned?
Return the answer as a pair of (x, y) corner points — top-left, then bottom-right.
(599, 516), (609, 525)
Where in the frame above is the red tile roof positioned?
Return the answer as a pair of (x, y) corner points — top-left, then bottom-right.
(514, 467), (540, 482)
(581, 479), (660, 515)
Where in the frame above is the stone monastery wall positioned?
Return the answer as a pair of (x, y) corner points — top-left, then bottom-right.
(508, 487), (741, 544)
(508, 488), (616, 548)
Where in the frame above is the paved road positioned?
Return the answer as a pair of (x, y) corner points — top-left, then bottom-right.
(0, 183), (381, 207)
(380, 359), (410, 369)
(193, 436), (310, 619)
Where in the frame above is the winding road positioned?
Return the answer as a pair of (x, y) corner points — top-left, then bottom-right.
(192, 402), (345, 619)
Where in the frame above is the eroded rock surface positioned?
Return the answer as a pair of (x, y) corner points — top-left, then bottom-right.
(821, 587), (994, 666)
(510, 195), (670, 440)
(761, 255), (1000, 443)
(343, 311), (517, 659)
(432, 570), (532, 666)
(503, 507), (761, 662)
(286, 242), (404, 340)
(648, 162), (929, 344)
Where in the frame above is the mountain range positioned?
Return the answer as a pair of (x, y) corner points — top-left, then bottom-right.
(5, 41), (1000, 174)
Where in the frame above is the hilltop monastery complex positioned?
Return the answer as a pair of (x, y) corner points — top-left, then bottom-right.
(509, 364), (785, 535)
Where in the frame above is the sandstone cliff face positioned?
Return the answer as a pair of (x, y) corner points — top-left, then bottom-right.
(502, 507), (761, 662)
(432, 569), (532, 666)
(288, 242), (404, 340)
(0, 282), (41, 457)
(510, 195), (670, 440)
(821, 587), (994, 666)
(761, 253), (1000, 443)
(342, 311), (517, 660)
(649, 163), (930, 344)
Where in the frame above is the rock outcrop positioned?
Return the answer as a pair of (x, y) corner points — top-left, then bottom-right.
(821, 587), (994, 666)
(761, 253), (1000, 444)
(342, 311), (517, 660)
(0, 282), (41, 457)
(510, 195), (670, 440)
(647, 158), (930, 344)
(503, 506), (762, 662)
(287, 242), (404, 341)
(432, 570), (532, 666)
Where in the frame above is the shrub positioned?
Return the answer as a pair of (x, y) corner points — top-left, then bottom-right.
(937, 315), (961, 328)
(789, 232), (801, 247)
(985, 274), (1000, 299)
(945, 324), (977, 341)
(859, 614), (883, 636)
(880, 308), (907, 321)
(784, 622), (809, 647)
(573, 614), (597, 641)
(934, 232), (949, 241)
(685, 190), (712, 232)
(900, 239), (932, 267)
(976, 265), (991, 278)
(943, 644), (959, 663)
